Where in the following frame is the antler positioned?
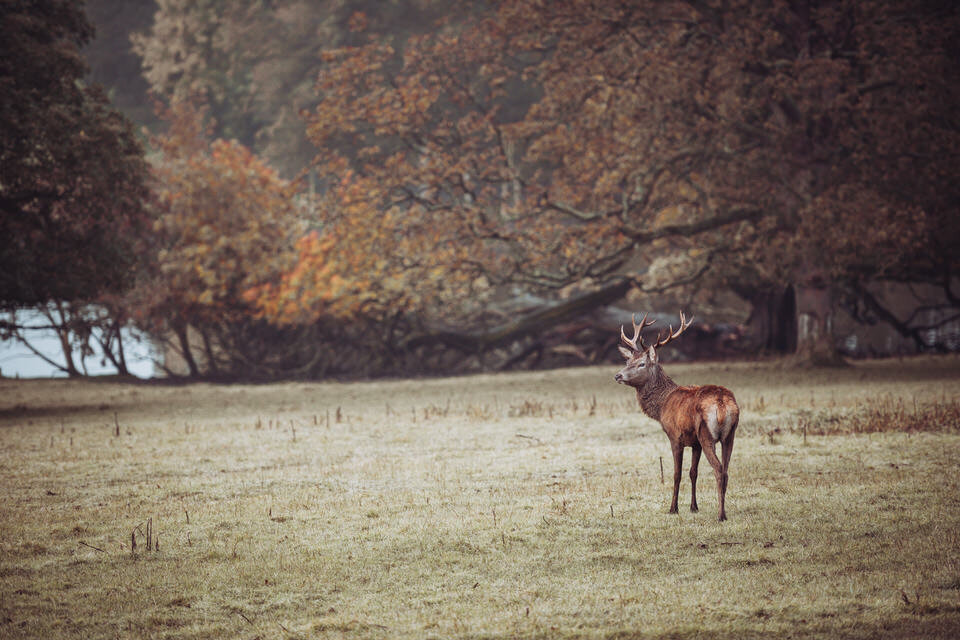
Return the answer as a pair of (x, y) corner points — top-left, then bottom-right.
(620, 312), (656, 351)
(654, 311), (694, 349)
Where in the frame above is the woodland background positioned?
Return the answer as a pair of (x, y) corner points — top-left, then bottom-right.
(2, 0), (959, 380)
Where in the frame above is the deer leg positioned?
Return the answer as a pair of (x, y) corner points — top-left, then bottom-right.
(689, 442), (701, 512)
(669, 441), (683, 514)
(719, 431), (735, 517)
(699, 437), (726, 521)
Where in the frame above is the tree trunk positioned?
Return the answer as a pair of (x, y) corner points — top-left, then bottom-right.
(113, 322), (130, 376)
(792, 278), (846, 366)
(55, 325), (81, 377)
(173, 321), (201, 377)
(99, 318), (131, 376)
(743, 286), (797, 354)
(47, 302), (82, 378)
(200, 329), (220, 376)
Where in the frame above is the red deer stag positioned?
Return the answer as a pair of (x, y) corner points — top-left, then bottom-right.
(614, 312), (739, 521)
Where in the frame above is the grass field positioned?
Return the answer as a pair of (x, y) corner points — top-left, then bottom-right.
(1, 357), (960, 639)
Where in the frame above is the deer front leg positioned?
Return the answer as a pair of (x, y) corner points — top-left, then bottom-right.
(669, 441), (683, 514)
(689, 442), (701, 512)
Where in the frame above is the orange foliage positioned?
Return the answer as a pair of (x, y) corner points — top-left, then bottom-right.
(137, 101), (302, 327)
(244, 169), (481, 326)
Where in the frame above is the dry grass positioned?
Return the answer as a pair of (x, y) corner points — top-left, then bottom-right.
(1, 356), (960, 639)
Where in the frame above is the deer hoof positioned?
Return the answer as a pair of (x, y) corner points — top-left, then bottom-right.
(691, 505), (699, 512)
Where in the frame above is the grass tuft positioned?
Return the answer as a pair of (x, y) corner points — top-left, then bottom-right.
(796, 397), (960, 435)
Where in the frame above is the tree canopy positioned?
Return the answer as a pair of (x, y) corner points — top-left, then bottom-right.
(0, 0), (149, 306)
(294, 0), (958, 364)
(130, 101), (307, 377)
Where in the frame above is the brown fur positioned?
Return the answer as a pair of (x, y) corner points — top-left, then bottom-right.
(616, 328), (740, 521)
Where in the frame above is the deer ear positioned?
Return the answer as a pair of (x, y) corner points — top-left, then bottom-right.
(647, 345), (658, 363)
(618, 346), (634, 361)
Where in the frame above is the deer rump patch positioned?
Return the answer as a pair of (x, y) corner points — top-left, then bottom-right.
(702, 389), (737, 441)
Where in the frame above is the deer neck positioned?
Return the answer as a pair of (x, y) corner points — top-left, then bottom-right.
(635, 368), (678, 421)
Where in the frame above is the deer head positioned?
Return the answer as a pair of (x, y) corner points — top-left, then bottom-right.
(614, 312), (693, 387)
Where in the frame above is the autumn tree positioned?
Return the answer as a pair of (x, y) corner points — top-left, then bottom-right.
(294, 0), (958, 365)
(135, 101), (307, 378)
(488, 0), (958, 363)
(675, 0), (957, 362)
(239, 152), (500, 373)
(292, 1), (772, 365)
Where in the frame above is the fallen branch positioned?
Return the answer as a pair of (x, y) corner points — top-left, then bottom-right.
(403, 277), (634, 353)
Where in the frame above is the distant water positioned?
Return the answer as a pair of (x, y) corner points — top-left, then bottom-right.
(0, 310), (156, 379)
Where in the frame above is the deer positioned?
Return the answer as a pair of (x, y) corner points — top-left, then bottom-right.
(614, 312), (739, 521)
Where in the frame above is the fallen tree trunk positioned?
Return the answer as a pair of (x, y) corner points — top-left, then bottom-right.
(402, 277), (635, 353)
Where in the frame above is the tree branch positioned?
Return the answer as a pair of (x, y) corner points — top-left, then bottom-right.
(623, 206), (768, 244)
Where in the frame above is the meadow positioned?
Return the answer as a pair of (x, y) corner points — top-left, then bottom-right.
(1, 357), (959, 639)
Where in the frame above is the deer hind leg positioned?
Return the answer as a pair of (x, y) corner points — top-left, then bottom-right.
(719, 430), (736, 514)
(698, 435), (726, 521)
(669, 441), (684, 514)
(689, 442), (701, 512)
